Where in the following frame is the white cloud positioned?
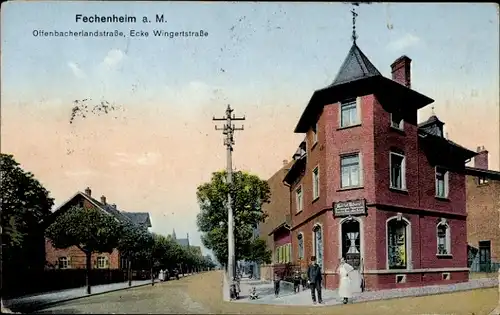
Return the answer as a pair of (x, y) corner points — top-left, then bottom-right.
(68, 62), (86, 78)
(387, 33), (421, 51)
(100, 49), (125, 70)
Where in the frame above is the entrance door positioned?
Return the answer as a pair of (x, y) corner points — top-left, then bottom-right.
(479, 241), (491, 272)
(341, 219), (362, 293)
(342, 220), (361, 269)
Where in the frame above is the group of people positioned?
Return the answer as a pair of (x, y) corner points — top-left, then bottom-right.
(274, 255), (355, 305)
(157, 268), (180, 282)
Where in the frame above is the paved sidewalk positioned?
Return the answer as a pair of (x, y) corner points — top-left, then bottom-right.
(232, 277), (498, 306)
(4, 273), (194, 312)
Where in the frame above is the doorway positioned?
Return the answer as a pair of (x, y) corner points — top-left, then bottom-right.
(341, 219), (361, 269)
(340, 218), (363, 293)
(479, 240), (491, 272)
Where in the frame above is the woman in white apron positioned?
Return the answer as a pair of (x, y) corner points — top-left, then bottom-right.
(337, 258), (354, 304)
(159, 269), (165, 282)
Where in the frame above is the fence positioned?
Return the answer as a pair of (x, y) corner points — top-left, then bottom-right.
(469, 259), (500, 273)
(2, 268), (151, 298)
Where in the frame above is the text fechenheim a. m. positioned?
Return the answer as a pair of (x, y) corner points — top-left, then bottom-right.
(75, 14), (168, 23)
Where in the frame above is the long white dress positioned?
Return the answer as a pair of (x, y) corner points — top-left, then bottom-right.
(338, 263), (353, 298)
(159, 269), (165, 281)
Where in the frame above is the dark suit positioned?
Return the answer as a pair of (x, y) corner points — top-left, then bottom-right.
(307, 263), (323, 303)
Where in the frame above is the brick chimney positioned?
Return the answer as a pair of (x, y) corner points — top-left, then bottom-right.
(84, 187), (91, 197)
(391, 56), (412, 88)
(100, 195), (107, 205)
(474, 146), (489, 170)
(111, 203), (117, 209)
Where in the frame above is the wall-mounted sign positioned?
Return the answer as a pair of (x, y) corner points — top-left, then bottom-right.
(333, 199), (366, 217)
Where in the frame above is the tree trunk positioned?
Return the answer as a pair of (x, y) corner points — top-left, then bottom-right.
(127, 258), (132, 287)
(150, 257), (154, 286)
(86, 252), (92, 294)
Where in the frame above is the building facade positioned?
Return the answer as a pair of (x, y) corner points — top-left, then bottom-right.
(45, 187), (152, 270)
(283, 41), (476, 290)
(258, 160), (293, 280)
(466, 146), (500, 273)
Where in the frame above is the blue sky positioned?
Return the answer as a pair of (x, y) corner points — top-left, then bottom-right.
(1, 2), (498, 253)
(2, 2), (498, 104)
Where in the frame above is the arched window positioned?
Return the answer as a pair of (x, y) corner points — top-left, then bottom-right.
(313, 225), (323, 269)
(387, 215), (411, 269)
(297, 233), (304, 260)
(437, 219), (451, 255)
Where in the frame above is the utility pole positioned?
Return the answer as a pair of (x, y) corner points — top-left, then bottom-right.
(213, 104), (245, 296)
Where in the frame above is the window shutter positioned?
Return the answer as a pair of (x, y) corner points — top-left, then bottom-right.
(356, 96), (362, 124)
(358, 153), (364, 186)
(444, 171), (449, 197)
(68, 257), (72, 269)
(402, 156), (407, 190)
(435, 167), (438, 196)
(105, 257), (109, 268)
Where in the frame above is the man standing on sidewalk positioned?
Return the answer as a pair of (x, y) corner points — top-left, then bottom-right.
(307, 256), (323, 304)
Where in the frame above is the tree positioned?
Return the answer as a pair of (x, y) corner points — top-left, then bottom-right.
(45, 206), (122, 294)
(1, 153), (54, 261)
(246, 238), (272, 265)
(117, 221), (154, 286)
(1, 154), (54, 307)
(196, 170), (270, 267)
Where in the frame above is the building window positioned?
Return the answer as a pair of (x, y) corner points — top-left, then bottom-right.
(435, 167), (449, 198)
(478, 176), (489, 185)
(97, 256), (107, 269)
(341, 154), (361, 188)
(297, 233), (304, 260)
(296, 186), (303, 212)
(313, 225), (323, 270)
(58, 257), (68, 269)
(312, 166), (320, 200)
(390, 113), (404, 130)
(387, 218), (410, 269)
(313, 123), (318, 144)
(436, 221), (451, 255)
(340, 99), (359, 128)
(390, 152), (406, 190)
(285, 244), (291, 263)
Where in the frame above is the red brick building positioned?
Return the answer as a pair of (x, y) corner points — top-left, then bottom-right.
(45, 187), (152, 270)
(466, 146), (500, 272)
(283, 41), (477, 291)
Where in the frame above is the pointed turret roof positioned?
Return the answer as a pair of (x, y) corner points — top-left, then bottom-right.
(330, 43), (382, 87)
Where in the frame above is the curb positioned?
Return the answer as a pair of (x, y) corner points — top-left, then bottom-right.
(12, 281), (156, 312)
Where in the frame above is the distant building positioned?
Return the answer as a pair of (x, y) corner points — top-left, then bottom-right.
(465, 146), (500, 273)
(258, 160), (294, 280)
(44, 187), (152, 270)
(171, 229), (190, 247)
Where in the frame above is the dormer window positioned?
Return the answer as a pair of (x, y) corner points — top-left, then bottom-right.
(390, 113), (404, 130)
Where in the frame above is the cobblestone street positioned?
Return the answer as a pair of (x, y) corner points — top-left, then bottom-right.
(34, 271), (498, 315)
